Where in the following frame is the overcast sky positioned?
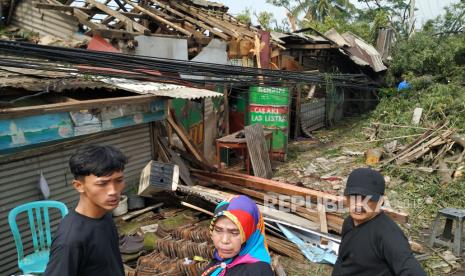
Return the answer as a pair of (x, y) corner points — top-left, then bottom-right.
(220, 0), (459, 27)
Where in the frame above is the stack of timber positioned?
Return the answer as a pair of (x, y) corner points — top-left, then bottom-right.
(381, 121), (465, 185)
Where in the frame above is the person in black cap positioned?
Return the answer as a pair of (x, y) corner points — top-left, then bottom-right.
(332, 167), (426, 276)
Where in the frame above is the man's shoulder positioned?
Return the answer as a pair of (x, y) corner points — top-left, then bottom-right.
(54, 211), (98, 244)
(375, 212), (401, 229)
(372, 213), (408, 241)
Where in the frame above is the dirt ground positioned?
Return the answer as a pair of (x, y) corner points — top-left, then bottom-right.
(273, 119), (465, 276)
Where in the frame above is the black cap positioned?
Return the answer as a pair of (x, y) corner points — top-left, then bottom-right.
(344, 168), (385, 201)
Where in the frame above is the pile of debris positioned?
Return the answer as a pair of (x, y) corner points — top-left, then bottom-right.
(20, 0), (281, 58)
(114, 111), (418, 276)
(365, 121), (465, 185)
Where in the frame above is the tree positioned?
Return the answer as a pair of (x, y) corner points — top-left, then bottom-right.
(267, 0), (355, 28)
(433, 1), (465, 36)
(356, 0), (415, 39)
(236, 7), (252, 25)
(236, 7), (290, 32)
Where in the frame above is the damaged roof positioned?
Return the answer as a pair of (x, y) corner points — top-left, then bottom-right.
(20, 0), (280, 47)
(99, 78), (223, 99)
(325, 29), (387, 72)
(0, 67), (111, 92)
(0, 67), (222, 100)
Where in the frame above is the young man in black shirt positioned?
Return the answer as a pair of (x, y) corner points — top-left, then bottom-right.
(332, 168), (426, 276)
(44, 144), (127, 276)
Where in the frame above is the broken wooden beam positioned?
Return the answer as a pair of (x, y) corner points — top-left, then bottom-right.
(121, 0), (192, 37)
(86, 0), (149, 33)
(46, 0), (107, 31)
(192, 169), (342, 204)
(194, 173), (344, 233)
(191, 169), (409, 224)
(150, 0), (230, 40)
(166, 114), (209, 166)
(121, 203), (163, 221)
(34, 3), (143, 18)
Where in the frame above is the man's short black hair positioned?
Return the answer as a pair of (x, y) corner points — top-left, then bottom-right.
(69, 144), (128, 180)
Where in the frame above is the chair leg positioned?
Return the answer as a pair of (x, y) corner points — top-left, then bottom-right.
(453, 219), (464, 257)
(429, 214), (441, 247)
(443, 218), (453, 240)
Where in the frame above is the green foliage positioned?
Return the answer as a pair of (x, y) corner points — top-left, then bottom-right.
(235, 7), (252, 25)
(386, 31), (465, 85)
(370, 83), (465, 130)
(302, 14), (374, 43)
(434, 1), (465, 34)
(236, 7), (290, 32)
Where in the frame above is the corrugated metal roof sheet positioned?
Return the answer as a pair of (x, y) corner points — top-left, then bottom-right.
(324, 28), (350, 47)
(271, 31), (333, 45)
(99, 78), (223, 99)
(190, 0), (225, 9)
(0, 69), (222, 99)
(323, 29), (387, 73)
(341, 32), (387, 72)
(11, 0), (79, 39)
(0, 76), (112, 92)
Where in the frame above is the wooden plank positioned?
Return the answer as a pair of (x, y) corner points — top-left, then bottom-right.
(286, 44), (340, 50)
(194, 174), (344, 233)
(244, 123), (272, 179)
(172, 2), (241, 39)
(46, 0), (106, 30)
(178, 184), (320, 230)
(35, 3), (142, 18)
(121, 203), (163, 221)
(317, 202), (329, 244)
(150, 0), (230, 40)
(223, 86), (230, 134)
(163, 140), (194, 186)
(121, 0), (192, 37)
(192, 169), (342, 204)
(166, 114), (208, 165)
(181, 201), (213, 216)
(0, 95), (157, 119)
(92, 28), (135, 40)
(34, 3), (93, 12)
(191, 169), (409, 224)
(166, 101), (174, 146)
(317, 202), (328, 234)
(198, 7), (257, 39)
(294, 85), (302, 138)
(86, 0), (148, 33)
(203, 98), (217, 164)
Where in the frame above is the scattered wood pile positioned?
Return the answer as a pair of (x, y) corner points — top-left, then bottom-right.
(365, 121), (465, 185)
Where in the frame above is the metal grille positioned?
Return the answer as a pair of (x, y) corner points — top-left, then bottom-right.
(301, 98), (326, 136)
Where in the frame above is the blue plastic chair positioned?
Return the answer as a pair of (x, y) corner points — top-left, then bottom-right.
(8, 200), (69, 274)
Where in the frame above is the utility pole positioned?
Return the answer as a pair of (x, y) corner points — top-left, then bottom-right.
(408, 0), (416, 38)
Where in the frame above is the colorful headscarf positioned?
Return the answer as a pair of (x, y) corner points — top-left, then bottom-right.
(202, 195), (271, 276)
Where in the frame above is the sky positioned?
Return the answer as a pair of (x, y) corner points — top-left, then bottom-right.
(220, 0), (459, 28)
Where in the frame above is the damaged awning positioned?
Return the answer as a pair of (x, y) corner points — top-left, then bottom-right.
(99, 78), (223, 99)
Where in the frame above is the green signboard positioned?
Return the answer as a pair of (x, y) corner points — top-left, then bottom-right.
(248, 86), (289, 158)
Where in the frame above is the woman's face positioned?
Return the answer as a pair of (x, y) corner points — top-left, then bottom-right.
(212, 216), (242, 259)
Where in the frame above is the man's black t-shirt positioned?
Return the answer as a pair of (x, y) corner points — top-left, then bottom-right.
(44, 210), (124, 276)
(332, 212), (426, 276)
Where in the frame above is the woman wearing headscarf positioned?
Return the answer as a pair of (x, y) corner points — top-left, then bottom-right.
(201, 195), (273, 276)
